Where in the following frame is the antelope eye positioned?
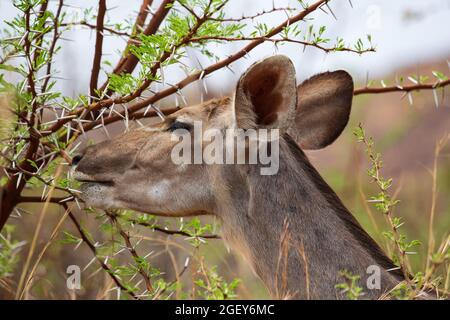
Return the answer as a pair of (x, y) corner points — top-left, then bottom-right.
(167, 121), (192, 132)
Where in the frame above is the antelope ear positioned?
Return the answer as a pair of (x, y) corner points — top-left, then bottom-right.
(287, 70), (354, 150)
(233, 55), (297, 131)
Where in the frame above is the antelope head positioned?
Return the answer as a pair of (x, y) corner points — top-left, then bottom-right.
(72, 55), (353, 220)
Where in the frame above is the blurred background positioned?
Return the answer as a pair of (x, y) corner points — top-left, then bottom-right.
(0, 0), (449, 299)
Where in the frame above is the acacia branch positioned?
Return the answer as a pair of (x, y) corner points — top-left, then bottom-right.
(152, 254), (191, 300)
(17, 195), (219, 239)
(0, 22), (53, 65)
(43, 0), (226, 135)
(106, 211), (154, 294)
(18, 196), (73, 204)
(81, 73), (450, 129)
(89, 0), (107, 101)
(98, 0), (153, 80)
(85, 0), (169, 119)
(64, 204), (139, 299)
(188, 36), (375, 54)
(41, 0), (64, 94)
(354, 78), (450, 95)
(78, 0), (331, 131)
(31, 1), (49, 66)
(105, 0), (174, 83)
(1, 6), (42, 231)
(134, 0), (153, 34)
(97, 74), (450, 127)
(123, 215), (220, 239)
(209, 6), (295, 22)
(61, 21), (131, 37)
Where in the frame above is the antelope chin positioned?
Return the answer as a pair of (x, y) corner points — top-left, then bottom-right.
(78, 182), (115, 209)
(73, 170), (115, 208)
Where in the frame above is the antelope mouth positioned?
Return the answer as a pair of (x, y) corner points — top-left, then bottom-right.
(77, 179), (115, 186)
(74, 175), (116, 208)
(72, 171), (114, 186)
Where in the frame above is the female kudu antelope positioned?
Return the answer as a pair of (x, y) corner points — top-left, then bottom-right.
(72, 56), (403, 299)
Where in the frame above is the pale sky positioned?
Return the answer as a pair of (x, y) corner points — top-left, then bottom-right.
(1, 0), (450, 98)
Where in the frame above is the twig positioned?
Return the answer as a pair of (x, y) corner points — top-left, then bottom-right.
(103, 0), (174, 87)
(79, 70), (450, 128)
(64, 204), (139, 299)
(68, 0), (331, 133)
(355, 124), (412, 288)
(0, 6), (42, 231)
(61, 21), (131, 37)
(354, 79), (450, 95)
(15, 165), (63, 299)
(89, 0), (107, 101)
(106, 210), (154, 294)
(20, 203), (70, 299)
(426, 135), (449, 271)
(41, 0), (64, 93)
(152, 255), (190, 300)
(124, 215), (220, 239)
(188, 36), (375, 54)
(209, 7), (296, 22)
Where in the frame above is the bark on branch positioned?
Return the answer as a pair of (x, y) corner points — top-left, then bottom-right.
(89, 0), (107, 101)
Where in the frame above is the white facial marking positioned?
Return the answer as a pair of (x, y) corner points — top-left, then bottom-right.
(142, 127), (160, 132)
(147, 179), (171, 201)
(176, 163), (188, 172)
(175, 115), (193, 123)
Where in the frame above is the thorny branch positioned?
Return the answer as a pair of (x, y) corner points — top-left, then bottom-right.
(1, 0), (450, 299)
(89, 0), (107, 102)
(0, 4), (42, 230)
(63, 203), (139, 299)
(61, 21), (132, 38)
(101, 0), (174, 92)
(106, 210), (154, 294)
(354, 78), (450, 95)
(131, 219), (220, 239)
(187, 35), (375, 54)
(38, 0), (330, 136)
(1, 0), (449, 236)
(17, 191), (211, 298)
(354, 124), (413, 288)
(41, 0), (64, 94)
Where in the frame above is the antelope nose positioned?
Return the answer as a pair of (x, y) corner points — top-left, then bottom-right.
(71, 154), (83, 166)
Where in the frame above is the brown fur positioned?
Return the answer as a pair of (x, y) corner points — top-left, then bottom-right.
(73, 56), (402, 299)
